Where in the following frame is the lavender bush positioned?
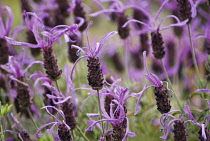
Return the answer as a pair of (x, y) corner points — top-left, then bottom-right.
(0, 0), (210, 141)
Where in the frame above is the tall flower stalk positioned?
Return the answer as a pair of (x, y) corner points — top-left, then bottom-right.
(123, 0), (187, 112)
(70, 21), (117, 138)
(176, 0), (203, 87)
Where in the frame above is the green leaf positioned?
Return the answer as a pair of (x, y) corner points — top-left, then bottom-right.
(0, 104), (13, 118)
(190, 107), (203, 112)
(39, 135), (53, 141)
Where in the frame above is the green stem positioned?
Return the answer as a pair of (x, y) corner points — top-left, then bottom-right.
(55, 80), (60, 92)
(160, 59), (184, 113)
(71, 130), (75, 141)
(76, 125), (90, 141)
(27, 107), (39, 130)
(97, 90), (104, 137)
(187, 24), (202, 86)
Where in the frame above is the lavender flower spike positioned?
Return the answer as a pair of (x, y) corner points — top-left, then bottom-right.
(70, 21), (117, 82)
(134, 51), (172, 114)
(5, 12), (77, 80)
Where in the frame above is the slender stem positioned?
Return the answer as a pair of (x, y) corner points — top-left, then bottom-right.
(160, 59), (184, 113)
(97, 90), (104, 137)
(55, 80), (60, 92)
(26, 107), (39, 130)
(124, 39), (129, 78)
(76, 125), (90, 141)
(187, 24), (202, 86)
(75, 67), (81, 89)
(71, 130), (75, 141)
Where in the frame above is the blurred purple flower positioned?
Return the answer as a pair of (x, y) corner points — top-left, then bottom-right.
(5, 11), (78, 49)
(0, 6), (13, 38)
(123, 0), (188, 33)
(0, 55), (43, 83)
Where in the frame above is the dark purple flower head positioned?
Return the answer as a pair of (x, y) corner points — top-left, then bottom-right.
(0, 6), (13, 38)
(5, 11), (78, 49)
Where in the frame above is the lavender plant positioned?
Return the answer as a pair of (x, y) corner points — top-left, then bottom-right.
(0, 0), (210, 141)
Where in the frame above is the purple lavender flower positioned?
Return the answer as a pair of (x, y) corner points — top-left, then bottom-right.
(176, 0), (193, 24)
(31, 71), (58, 114)
(1, 55), (43, 108)
(70, 21), (117, 89)
(85, 79), (136, 140)
(5, 12), (78, 80)
(159, 110), (187, 140)
(34, 66), (79, 137)
(123, 0), (188, 60)
(123, 0), (189, 33)
(35, 65), (93, 130)
(0, 6), (13, 64)
(34, 105), (72, 140)
(134, 51), (172, 114)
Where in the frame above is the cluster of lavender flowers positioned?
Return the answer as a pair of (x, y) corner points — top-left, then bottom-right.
(0, 0), (210, 141)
